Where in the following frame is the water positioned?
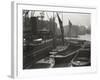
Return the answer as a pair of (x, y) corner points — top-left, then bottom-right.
(78, 34), (91, 41)
(65, 34), (91, 41)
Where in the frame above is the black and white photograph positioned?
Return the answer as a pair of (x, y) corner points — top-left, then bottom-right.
(11, 2), (97, 78)
(23, 10), (91, 69)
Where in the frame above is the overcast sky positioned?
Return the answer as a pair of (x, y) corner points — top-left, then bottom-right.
(28, 11), (91, 28)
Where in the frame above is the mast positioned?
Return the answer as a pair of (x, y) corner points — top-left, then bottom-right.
(57, 13), (64, 45)
(68, 19), (72, 39)
(50, 12), (56, 48)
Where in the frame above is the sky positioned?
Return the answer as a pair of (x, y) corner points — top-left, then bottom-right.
(28, 10), (91, 28)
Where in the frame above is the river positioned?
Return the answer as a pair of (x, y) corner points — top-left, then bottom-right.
(65, 34), (91, 41)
